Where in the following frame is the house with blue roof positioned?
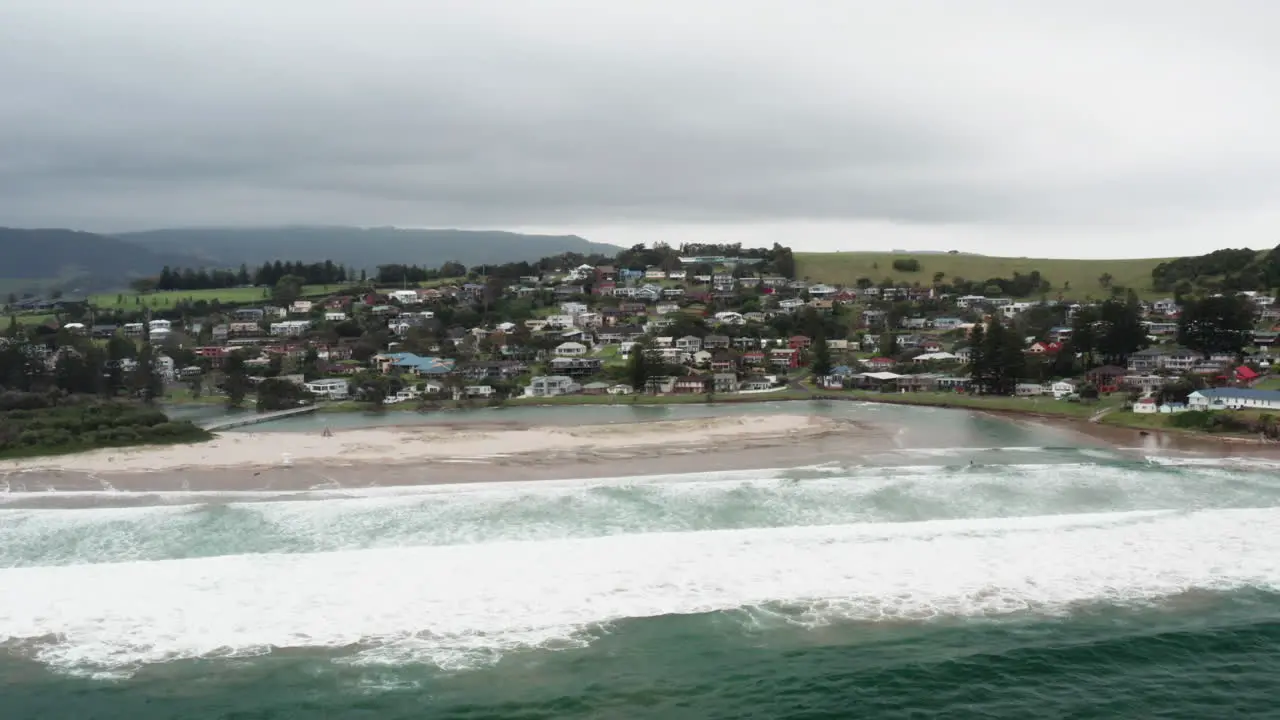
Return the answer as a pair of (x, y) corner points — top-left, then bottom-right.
(373, 352), (456, 376)
(1188, 388), (1280, 411)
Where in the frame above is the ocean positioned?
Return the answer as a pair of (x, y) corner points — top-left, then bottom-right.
(4, 407), (1280, 718)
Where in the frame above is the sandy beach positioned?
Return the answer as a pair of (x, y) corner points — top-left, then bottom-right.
(2, 414), (881, 493)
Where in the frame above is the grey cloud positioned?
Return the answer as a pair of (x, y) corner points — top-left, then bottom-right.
(2, 0), (1280, 255)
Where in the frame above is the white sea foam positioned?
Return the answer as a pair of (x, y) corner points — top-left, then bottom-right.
(2, 506), (1279, 675)
(7, 460), (1280, 569)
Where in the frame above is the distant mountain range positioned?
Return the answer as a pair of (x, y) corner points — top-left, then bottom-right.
(0, 226), (623, 293)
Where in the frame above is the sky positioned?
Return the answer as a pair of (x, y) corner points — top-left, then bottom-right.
(2, 0), (1279, 258)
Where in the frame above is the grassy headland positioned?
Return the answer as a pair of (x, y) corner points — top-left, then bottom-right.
(794, 252), (1174, 300)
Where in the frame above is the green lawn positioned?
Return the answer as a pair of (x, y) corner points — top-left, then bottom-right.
(793, 252), (1174, 301)
(87, 284), (352, 310)
(1255, 376), (1280, 391)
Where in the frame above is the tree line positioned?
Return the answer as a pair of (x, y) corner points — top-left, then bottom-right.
(1151, 244), (1280, 294)
(150, 260), (352, 292)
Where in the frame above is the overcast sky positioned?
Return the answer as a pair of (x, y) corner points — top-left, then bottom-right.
(3, 1), (1279, 257)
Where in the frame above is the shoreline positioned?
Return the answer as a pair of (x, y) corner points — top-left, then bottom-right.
(2, 414), (876, 479)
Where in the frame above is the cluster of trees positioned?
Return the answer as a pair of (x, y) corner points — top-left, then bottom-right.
(375, 262), (470, 284)
(966, 319), (1028, 395)
(0, 396), (208, 458)
(147, 260), (353, 292)
(855, 270), (1052, 298)
(1068, 297), (1149, 367)
(1152, 245), (1280, 293)
(1177, 294), (1258, 358)
(613, 242), (796, 279)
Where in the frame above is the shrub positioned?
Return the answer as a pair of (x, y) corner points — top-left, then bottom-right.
(892, 258), (921, 272)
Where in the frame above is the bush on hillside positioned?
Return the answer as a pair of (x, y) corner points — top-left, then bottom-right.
(892, 258), (922, 272)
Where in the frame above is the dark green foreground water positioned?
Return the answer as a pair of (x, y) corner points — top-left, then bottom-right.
(6, 596), (1280, 719)
(4, 406), (1280, 718)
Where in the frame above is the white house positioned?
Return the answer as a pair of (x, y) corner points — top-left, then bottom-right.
(1188, 388), (1280, 411)
(1133, 397), (1158, 414)
(290, 300), (314, 314)
(270, 320), (312, 337)
(305, 378), (350, 400)
(554, 342), (588, 357)
(324, 311), (347, 322)
(525, 375), (580, 397)
(1050, 379), (1077, 399)
(385, 290), (418, 304)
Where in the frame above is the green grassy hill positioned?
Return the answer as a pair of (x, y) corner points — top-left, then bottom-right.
(793, 252), (1175, 300)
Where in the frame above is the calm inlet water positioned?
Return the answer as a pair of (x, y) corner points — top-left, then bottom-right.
(4, 405), (1280, 718)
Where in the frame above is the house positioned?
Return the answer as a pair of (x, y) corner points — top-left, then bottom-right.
(712, 373), (739, 393)
(863, 357), (896, 371)
(954, 347), (973, 364)
(374, 352), (455, 376)
(788, 335), (812, 350)
(1189, 387), (1280, 411)
(270, 321), (311, 337)
(1086, 365), (1128, 392)
(827, 339), (850, 352)
(305, 378), (350, 400)
(290, 300), (314, 314)
(1015, 383), (1047, 397)
(525, 375), (580, 397)
(1026, 341), (1062, 355)
(673, 374), (710, 394)
(704, 334), (731, 350)
(676, 335), (703, 352)
(608, 384), (634, 395)
(554, 342), (588, 357)
(769, 348), (801, 369)
(582, 381), (612, 395)
(1236, 365), (1261, 384)
(549, 357), (604, 376)
(932, 317), (964, 330)
(912, 351), (957, 363)
(455, 385), (495, 400)
(234, 308), (265, 322)
(1049, 379), (1077, 399)
(1133, 397), (1158, 414)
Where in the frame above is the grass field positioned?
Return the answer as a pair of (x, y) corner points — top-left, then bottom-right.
(86, 284), (351, 310)
(793, 252), (1174, 300)
(1255, 376), (1280, 391)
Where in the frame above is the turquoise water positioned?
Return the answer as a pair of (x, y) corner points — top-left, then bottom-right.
(5, 410), (1280, 717)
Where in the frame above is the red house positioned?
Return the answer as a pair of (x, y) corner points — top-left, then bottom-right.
(864, 357), (896, 370)
(1236, 365), (1260, 384)
(770, 348), (801, 369)
(1026, 341), (1062, 355)
(788, 335), (812, 350)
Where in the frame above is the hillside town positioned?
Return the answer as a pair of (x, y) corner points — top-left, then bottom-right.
(4, 248), (1280, 419)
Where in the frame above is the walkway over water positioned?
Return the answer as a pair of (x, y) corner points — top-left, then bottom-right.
(200, 405), (318, 432)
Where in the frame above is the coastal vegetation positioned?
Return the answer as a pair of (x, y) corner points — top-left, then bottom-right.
(0, 394), (209, 459)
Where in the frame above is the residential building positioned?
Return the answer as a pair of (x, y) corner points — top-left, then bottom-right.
(305, 378), (350, 400)
(1188, 388), (1280, 411)
(554, 342), (588, 357)
(525, 375), (581, 397)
